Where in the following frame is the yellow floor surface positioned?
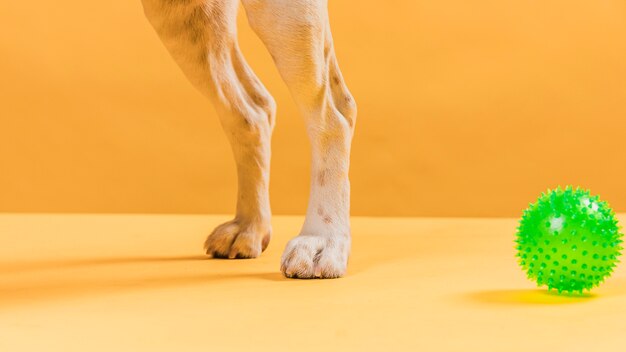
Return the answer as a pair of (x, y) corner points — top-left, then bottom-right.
(2, 214), (625, 351)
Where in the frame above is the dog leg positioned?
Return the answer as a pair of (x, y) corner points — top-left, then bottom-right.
(242, 0), (357, 277)
(142, 0), (275, 258)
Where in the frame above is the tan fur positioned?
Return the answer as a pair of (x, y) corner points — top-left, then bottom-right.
(142, 0), (356, 278)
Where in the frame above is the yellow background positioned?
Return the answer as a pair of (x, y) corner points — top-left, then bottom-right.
(3, 213), (626, 350)
(2, 1), (626, 217)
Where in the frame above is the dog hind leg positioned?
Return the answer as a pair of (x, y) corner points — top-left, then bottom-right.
(142, 0), (275, 258)
(242, 0), (357, 278)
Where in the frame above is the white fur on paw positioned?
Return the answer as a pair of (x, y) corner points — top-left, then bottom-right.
(280, 235), (350, 279)
(204, 220), (271, 259)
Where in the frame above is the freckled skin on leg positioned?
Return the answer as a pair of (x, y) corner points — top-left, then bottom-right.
(242, 0), (357, 278)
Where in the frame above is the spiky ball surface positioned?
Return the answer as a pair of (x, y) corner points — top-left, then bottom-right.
(516, 187), (623, 293)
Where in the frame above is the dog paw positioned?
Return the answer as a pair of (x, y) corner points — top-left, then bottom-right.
(280, 234), (350, 279)
(204, 219), (271, 259)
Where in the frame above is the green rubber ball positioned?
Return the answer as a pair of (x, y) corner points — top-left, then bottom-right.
(515, 187), (623, 293)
